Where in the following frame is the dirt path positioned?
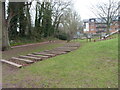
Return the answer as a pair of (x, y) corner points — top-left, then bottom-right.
(11, 41), (49, 48)
(2, 40), (81, 88)
(2, 40), (65, 60)
(2, 40), (66, 78)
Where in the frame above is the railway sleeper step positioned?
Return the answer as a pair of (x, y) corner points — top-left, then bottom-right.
(8, 59), (27, 65)
(27, 54), (50, 59)
(19, 55), (42, 61)
(53, 49), (72, 52)
(44, 51), (67, 54)
(1, 59), (22, 68)
(12, 57), (34, 64)
(33, 53), (56, 57)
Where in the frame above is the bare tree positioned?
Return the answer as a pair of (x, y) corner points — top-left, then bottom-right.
(60, 9), (82, 42)
(51, 0), (72, 35)
(91, 0), (119, 34)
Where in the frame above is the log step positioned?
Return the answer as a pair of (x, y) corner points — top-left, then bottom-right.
(33, 53), (56, 57)
(53, 49), (71, 52)
(44, 51), (67, 54)
(12, 57), (34, 64)
(1, 59), (22, 68)
(19, 55), (42, 61)
(27, 54), (50, 58)
(44, 50), (50, 52)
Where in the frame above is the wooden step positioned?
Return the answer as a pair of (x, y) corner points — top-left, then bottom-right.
(34, 53), (56, 57)
(44, 50), (50, 52)
(43, 51), (60, 55)
(27, 54), (50, 58)
(1, 59), (22, 68)
(53, 49), (71, 52)
(44, 51), (67, 54)
(12, 57), (34, 64)
(19, 55), (42, 61)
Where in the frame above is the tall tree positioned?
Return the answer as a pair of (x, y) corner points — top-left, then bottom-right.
(25, 2), (32, 37)
(18, 2), (26, 37)
(2, 2), (11, 51)
(51, 0), (72, 36)
(41, 2), (52, 37)
(60, 9), (82, 42)
(91, 0), (119, 34)
(8, 2), (19, 40)
(34, 2), (44, 39)
(8, 2), (27, 39)
(2, 1), (33, 50)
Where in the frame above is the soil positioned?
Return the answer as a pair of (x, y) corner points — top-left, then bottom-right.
(2, 40), (65, 60)
(2, 40), (66, 84)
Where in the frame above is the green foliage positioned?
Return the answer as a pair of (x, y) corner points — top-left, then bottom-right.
(8, 2), (27, 39)
(34, 2), (53, 38)
(6, 1), (73, 47)
(56, 32), (68, 40)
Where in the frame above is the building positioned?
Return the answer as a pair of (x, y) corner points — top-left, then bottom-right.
(83, 17), (120, 34)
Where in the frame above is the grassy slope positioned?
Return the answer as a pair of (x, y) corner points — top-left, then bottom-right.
(3, 36), (118, 88)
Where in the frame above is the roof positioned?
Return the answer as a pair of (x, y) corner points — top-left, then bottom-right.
(83, 16), (119, 23)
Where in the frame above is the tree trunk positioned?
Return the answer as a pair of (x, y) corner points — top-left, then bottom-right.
(106, 27), (110, 34)
(106, 22), (110, 34)
(2, 2), (10, 51)
(27, 6), (32, 36)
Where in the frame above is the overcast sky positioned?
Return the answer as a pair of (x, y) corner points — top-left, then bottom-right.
(29, 0), (119, 24)
(73, 0), (119, 20)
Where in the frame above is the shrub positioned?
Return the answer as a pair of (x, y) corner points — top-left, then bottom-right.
(56, 32), (68, 40)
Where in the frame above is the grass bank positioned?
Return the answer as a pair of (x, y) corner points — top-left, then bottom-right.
(3, 36), (118, 88)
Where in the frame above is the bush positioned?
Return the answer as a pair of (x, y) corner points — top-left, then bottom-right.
(56, 32), (68, 40)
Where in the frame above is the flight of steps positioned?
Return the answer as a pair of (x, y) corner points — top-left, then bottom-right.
(1, 42), (80, 68)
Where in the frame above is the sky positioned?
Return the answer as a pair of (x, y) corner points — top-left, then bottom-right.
(73, 0), (119, 20)
(29, 0), (119, 24)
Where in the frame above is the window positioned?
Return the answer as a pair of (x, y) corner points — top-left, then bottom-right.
(115, 28), (118, 30)
(90, 24), (94, 26)
(91, 29), (94, 31)
(110, 28), (112, 31)
(91, 20), (94, 22)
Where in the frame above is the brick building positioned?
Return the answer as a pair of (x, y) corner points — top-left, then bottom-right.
(83, 17), (120, 34)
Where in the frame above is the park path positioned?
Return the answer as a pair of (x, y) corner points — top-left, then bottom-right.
(2, 40), (80, 79)
(2, 41), (80, 68)
(2, 40), (65, 60)
(11, 41), (49, 48)
(2, 40), (66, 77)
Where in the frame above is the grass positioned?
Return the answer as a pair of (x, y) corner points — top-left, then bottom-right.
(3, 35), (118, 88)
(10, 37), (59, 46)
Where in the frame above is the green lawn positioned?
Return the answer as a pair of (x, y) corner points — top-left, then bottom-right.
(3, 36), (118, 88)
